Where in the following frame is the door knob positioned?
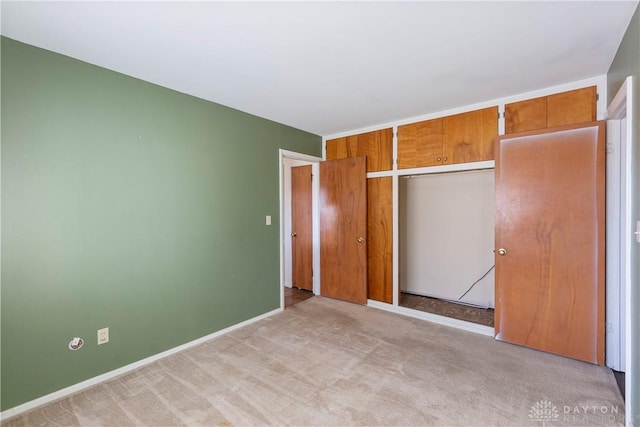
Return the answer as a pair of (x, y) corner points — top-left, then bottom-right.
(357, 237), (365, 243)
(497, 248), (507, 256)
(291, 232), (297, 237)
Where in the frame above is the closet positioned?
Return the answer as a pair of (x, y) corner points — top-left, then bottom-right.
(396, 107), (498, 324)
(321, 84), (603, 364)
(399, 169), (495, 308)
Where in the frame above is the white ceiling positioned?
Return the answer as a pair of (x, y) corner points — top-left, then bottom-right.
(1, 1), (638, 136)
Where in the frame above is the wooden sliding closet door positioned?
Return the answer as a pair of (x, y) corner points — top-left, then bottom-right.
(495, 122), (605, 365)
(320, 157), (367, 304)
(291, 165), (313, 291)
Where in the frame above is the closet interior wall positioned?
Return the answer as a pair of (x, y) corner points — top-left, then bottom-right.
(399, 169), (496, 308)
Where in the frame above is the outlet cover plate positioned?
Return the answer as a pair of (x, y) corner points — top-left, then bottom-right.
(97, 327), (109, 345)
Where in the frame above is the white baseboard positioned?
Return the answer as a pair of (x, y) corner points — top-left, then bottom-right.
(0, 307), (283, 422)
(367, 299), (495, 337)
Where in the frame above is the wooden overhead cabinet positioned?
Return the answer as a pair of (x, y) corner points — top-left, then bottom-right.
(505, 86), (597, 134)
(398, 106), (498, 169)
(443, 107), (498, 164)
(326, 128), (393, 172)
(397, 118), (444, 168)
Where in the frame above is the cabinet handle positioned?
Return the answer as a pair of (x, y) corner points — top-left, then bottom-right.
(437, 157), (442, 162)
(443, 156), (448, 161)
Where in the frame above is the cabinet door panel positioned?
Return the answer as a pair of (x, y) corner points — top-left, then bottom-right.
(505, 96), (546, 134)
(326, 137), (348, 160)
(355, 128), (393, 172)
(367, 177), (393, 303)
(547, 86), (596, 128)
(443, 107), (498, 164)
(326, 129), (393, 172)
(397, 118), (444, 168)
(505, 86), (597, 135)
(327, 137), (356, 160)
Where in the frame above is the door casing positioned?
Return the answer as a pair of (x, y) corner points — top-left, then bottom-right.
(605, 75), (637, 425)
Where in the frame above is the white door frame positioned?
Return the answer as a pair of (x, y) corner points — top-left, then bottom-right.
(606, 101), (627, 371)
(278, 149), (322, 309)
(605, 75), (635, 425)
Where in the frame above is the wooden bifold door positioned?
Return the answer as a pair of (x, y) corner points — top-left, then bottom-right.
(494, 121), (605, 365)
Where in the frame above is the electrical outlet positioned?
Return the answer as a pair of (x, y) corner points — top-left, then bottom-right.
(97, 327), (109, 345)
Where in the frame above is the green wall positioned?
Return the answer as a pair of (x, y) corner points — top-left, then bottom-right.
(606, 3), (639, 424)
(0, 37), (321, 411)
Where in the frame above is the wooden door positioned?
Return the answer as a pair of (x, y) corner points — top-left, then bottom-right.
(320, 157), (368, 304)
(291, 165), (313, 291)
(495, 122), (605, 365)
(367, 177), (393, 303)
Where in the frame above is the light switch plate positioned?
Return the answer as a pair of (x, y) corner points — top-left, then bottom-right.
(266, 215), (271, 226)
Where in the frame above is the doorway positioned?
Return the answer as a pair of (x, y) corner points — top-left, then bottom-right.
(291, 164), (313, 292)
(605, 75), (637, 418)
(279, 150), (322, 309)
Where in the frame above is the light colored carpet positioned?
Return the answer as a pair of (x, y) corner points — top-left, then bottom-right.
(2, 296), (624, 426)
